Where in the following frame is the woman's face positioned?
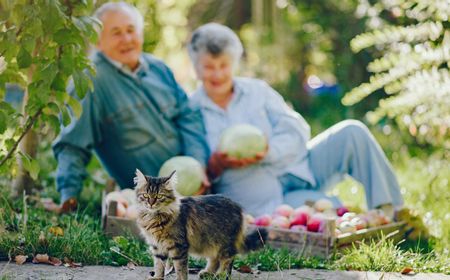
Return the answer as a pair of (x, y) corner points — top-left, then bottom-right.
(197, 53), (234, 98)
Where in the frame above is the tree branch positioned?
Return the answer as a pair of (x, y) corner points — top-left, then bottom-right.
(0, 108), (43, 167)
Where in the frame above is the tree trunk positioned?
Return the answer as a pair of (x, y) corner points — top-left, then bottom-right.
(11, 129), (38, 197)
(11, 65), (38, 197)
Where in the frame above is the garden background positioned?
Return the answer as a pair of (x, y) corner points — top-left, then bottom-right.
(0, 0), (448, 274)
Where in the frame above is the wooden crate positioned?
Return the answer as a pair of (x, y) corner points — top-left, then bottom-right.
(102, 197), (405, 258)
(253, 221), (406, 258)
(102, 196), (142, 238)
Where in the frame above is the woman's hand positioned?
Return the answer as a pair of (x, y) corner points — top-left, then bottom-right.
(207, 148), (268, 178)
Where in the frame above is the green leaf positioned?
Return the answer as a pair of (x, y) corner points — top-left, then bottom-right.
(113, 236), (129, 249)
(17, 47), (32, 69)
(61, 106), (71, 127)
(51, 73), (67, 91)
(67, 96), (82, 119)
(72, 71), (90, 99)
(47, 114), (61, 135)
(20, 153), (40, 180)
(0, 110), (7, 134)
(21, 34), (36, 53)
(29, 158), (40, 180)
(0, 101), (15, 115)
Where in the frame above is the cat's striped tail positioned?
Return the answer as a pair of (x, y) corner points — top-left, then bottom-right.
(242, 228), (267, 252)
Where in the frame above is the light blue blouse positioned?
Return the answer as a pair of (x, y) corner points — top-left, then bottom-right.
(190, 77), (315, 216)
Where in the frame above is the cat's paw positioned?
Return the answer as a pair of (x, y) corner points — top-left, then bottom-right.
(198, 269), (214, 279)
(147, 271), (164, 280)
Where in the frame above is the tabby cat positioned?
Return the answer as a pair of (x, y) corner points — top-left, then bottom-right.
(134, 169), (267, 280)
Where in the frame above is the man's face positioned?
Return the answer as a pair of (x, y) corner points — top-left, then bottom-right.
(97, 9), (143, 70)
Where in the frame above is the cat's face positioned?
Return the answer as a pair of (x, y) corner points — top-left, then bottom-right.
(133, 169), (177, 210)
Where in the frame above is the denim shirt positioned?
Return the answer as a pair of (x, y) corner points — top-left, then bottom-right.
(190, 77), (315, 216)
(53, 52), (209, 202)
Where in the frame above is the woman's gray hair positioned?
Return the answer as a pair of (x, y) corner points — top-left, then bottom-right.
(188, 23), (243, 70)
(93, 2), (144, 34)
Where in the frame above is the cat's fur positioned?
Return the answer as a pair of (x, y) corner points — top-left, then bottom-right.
(134, 169), (267, 280)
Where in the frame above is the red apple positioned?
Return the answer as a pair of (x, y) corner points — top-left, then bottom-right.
(336, 206), (349, 217)
(289, 212), (309, 226)
(254, 214), (272, 227)
(271, 216), (291, 229)
(274, 204), (294, 218)
(307, 214), (325, 232)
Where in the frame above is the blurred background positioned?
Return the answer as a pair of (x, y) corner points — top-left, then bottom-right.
(1, 0), (449, 252)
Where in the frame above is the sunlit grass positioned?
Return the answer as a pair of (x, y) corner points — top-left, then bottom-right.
(0, 127), (448, 273)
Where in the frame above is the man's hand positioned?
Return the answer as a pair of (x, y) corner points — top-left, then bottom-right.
(41, 197), (78, 214)
(194, 171), (211, 195)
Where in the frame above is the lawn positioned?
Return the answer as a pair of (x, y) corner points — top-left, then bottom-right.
(0, 131), (448, 274)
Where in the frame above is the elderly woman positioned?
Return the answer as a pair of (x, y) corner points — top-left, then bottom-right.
(188, 23), (403, 217)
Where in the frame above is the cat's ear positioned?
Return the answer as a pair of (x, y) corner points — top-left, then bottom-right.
(134, 169), (147, 188)
(166, 170), (177, 190)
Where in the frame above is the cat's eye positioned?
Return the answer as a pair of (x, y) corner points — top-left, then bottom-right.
(143, 193), (150, 199)
(156, 194), (164, 199)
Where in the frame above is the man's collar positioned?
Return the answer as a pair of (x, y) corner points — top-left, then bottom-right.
(96, 51), (146, 77)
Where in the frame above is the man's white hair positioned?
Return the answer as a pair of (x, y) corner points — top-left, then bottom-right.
(188, 23), (243, 71)
(93, 1), (144, 34)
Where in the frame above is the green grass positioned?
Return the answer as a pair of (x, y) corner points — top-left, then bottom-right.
(0, 134), (449, 274)
(332, 235), (449, 273)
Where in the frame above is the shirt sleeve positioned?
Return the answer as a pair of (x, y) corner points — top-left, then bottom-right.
(163, 65), (210, 167)
(260, 81), (311, 166)
(52, 84), (102, 202)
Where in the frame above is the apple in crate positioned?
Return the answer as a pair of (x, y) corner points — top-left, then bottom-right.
(350, 217), (367, 230)
(290, 225), (307, 232)
(342, 212), (357, 221)
(125, 204), (139, 219)
(307, 214), (325, 232)
(274, 204), (294, 218)
(336, 206), (349, 217)
(289, 211), (309, 226)
(271, 216), (290, 229)
(105, 191), (129, 208)
(338, 221), (357, 234)
(293, 205), (314, 216)
(116, 201), (127, 218)
(120, 188), (137, 206)
(254, 214), (272, 227)
(314, 198), (333, 212)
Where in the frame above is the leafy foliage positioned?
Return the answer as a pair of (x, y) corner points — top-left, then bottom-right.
(343, 0), (450, 148)
(0, 0), (100, 178)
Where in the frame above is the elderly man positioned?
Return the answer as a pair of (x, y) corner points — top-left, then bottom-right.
(45, 2), (210, 213)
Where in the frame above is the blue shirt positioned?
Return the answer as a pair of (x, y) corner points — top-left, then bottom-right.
(53, 51), (209, 202)
(190, 77), (315, 216)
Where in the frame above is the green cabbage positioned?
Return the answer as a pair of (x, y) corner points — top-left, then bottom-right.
(218, 124), (267, 159)
(158, 156), (203, 196)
